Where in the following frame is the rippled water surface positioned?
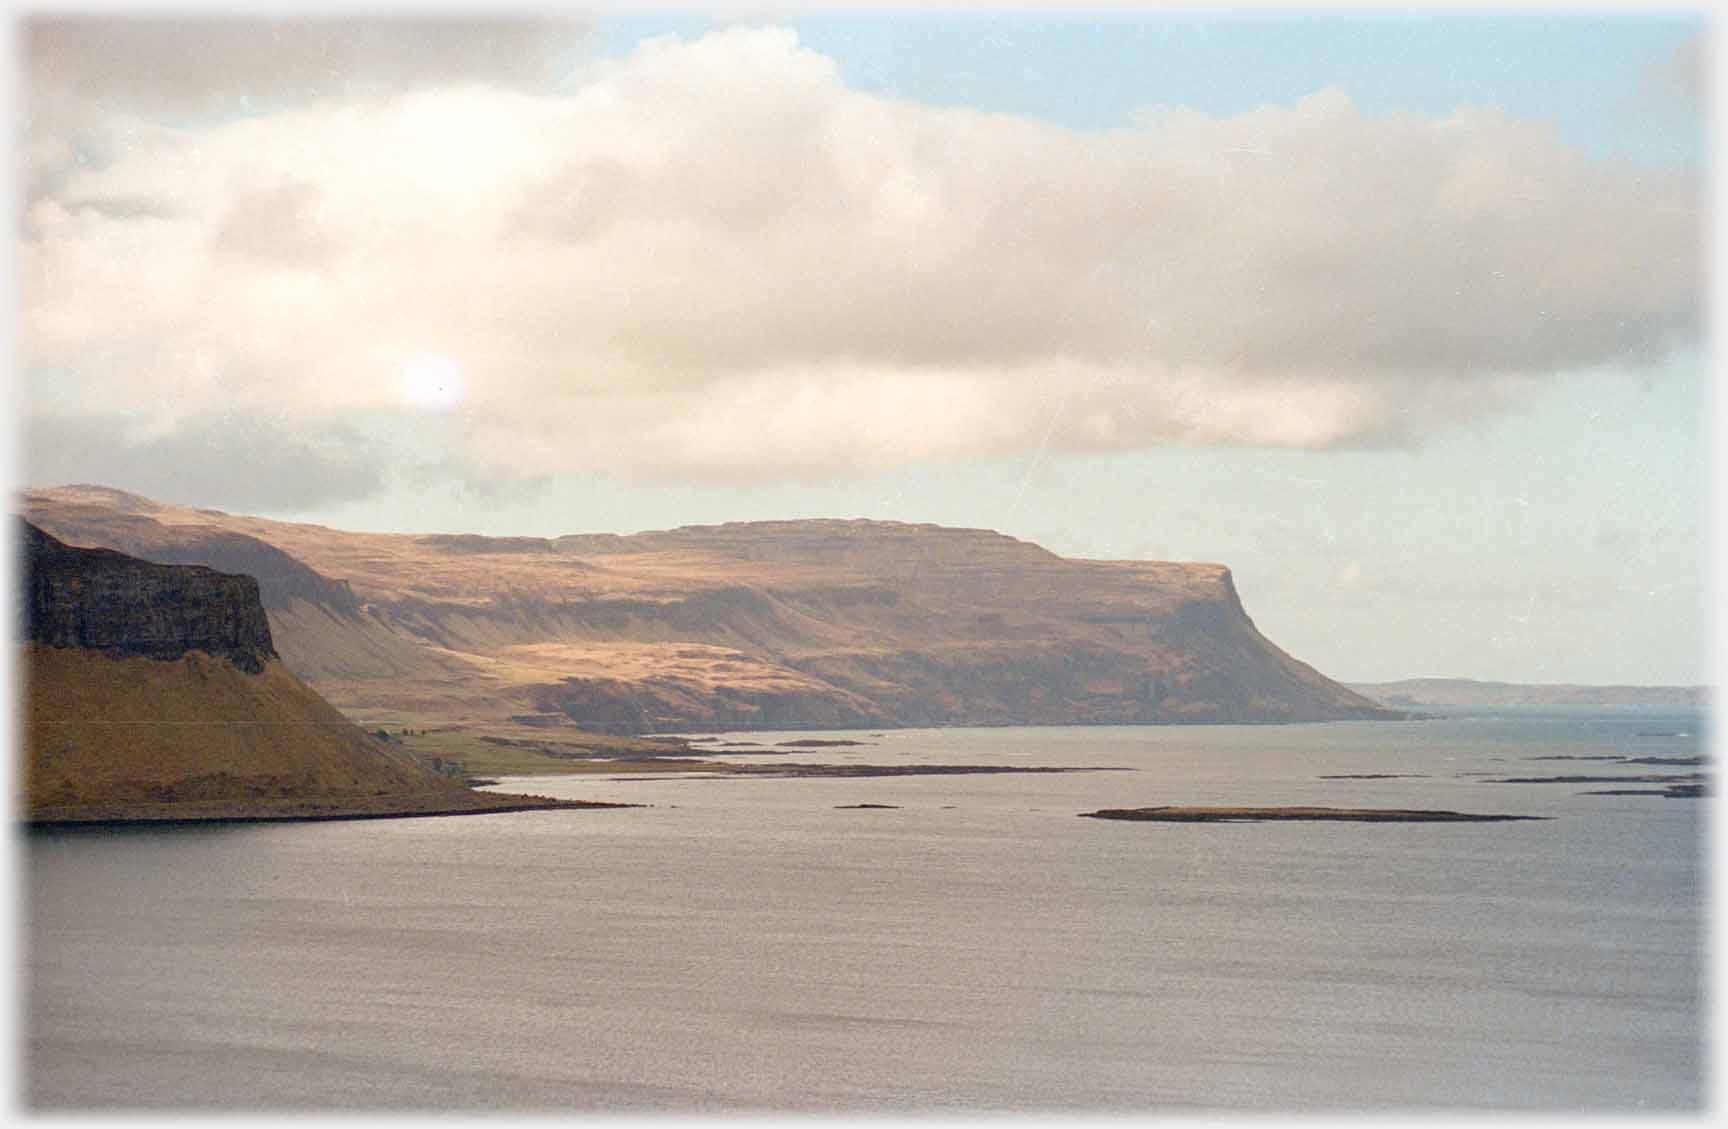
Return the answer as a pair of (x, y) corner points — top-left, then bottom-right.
(24, 709), (1706, 1111)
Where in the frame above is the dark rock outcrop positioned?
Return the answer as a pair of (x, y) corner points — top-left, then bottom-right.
(23, 519), (277, 673)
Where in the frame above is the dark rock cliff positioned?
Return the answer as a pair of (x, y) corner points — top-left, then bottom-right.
(22, 520), (278, 673)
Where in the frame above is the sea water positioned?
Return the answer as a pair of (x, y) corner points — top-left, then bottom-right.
(22, 708), (1707, 1111)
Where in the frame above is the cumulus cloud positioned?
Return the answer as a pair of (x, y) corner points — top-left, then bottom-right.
(20, 15), (590, 198)
(20, 23), (1702, 488)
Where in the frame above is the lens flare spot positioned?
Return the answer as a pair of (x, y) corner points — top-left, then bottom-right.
(401, 355), (466, 412)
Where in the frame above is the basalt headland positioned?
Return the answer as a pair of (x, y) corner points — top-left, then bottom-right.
(24, 485), (1400, 741)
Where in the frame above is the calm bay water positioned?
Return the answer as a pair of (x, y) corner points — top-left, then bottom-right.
(23, 709), (1707, 1111)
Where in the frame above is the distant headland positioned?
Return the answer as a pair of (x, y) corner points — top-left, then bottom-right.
(1347, 678), (1706, 710)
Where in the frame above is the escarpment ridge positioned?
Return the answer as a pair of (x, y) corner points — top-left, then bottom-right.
(23, 486), (1401, 735)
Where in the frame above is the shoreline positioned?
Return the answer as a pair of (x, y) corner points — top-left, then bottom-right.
(22, 792), (640, 830)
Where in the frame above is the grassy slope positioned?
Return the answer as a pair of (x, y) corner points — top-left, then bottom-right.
(22, 644), (587, 821)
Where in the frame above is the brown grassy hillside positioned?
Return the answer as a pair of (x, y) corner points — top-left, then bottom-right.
(26, 645), (470, 814)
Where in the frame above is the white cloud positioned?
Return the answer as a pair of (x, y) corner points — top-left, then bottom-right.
(21, 24), (1702, 489)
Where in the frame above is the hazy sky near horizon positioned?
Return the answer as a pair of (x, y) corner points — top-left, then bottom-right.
(18, 11), (1709, 685)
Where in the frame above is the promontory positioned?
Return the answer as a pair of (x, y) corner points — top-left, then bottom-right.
(23, 485), (1401, 738)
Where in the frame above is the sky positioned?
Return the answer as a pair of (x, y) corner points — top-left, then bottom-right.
(15, 10), (1710, 686)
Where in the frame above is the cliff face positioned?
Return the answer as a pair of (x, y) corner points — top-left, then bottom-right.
(23, 519), (277, 673)
(22, 487), (1400, 734)
(18, 518), (570, 823)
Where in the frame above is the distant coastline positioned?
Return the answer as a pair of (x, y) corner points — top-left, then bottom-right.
(1346, 678), (1707, 710)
